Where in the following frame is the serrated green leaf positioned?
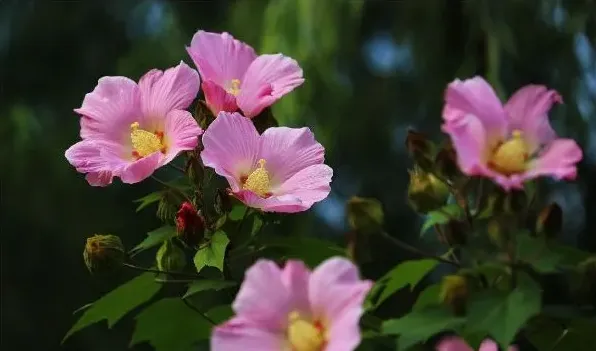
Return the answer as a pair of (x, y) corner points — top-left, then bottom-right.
(516, 233), (561, 273)
(134, 191), (164, 212)
(130, 298), (214, 351)
(63, 273), (161, 343)
(420, 204), (463, 235)
(371, 259), (439, 309)
(382, 308), (465, 350)
(229, 205), (247, 221)
(130, 226), (177, 257)
(412, 283), (441, 311)
(183, 280), (237, 299)
(193, 231), (229, 273)
(466, 275), (541, 350)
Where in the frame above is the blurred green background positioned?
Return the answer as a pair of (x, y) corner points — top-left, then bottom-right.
(1, 0), (596, 350)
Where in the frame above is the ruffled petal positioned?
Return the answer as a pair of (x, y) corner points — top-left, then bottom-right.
(233, 191), (306, 213)
(200, 112), (259, 191)
(232, 260), (290, 329)
(161, 110), (203, 165)
(211, 317), (285, 351)
(237, 54), (304, 118)
(187, 31), (256, 85)
(324, 308), (364, 351)
(443, 77), (507, 147)
(523, 139), (583, 181)
(138, 62), (200, 122)
(258, 126), (325, 185)
(274, 164), (332, 210)
(202, 80), (239, 115)
(435, 336), (473, 351)
(65, 140), (117, 187)
(76, 76), (141, 142)
(281, 260), (311, 315)
(441, 114), (489, 176)
(504, 85), (561, 151)
(118, 151), (162, 184)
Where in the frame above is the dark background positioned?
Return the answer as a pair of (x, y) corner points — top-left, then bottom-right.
(1, 0), (595, 350)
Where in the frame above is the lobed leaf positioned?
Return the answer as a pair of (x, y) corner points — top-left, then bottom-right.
(193, 231), (230, 274)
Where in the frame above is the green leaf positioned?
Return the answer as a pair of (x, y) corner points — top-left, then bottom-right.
(183, 280), (237, 299)
(63, 273), (161, 342)
(526, 316), (596, 351)
(193, 231), (229, 273)
(420, 204), (463, 235)
(130, 226), (177, 257)
(382, 308), (465, 350)
(370, 259), (439, 309)
(134, 191), (164, 212)
(549, 243), (592, 266)
(130, 298), (217, 351)
(412, 284), (441, 311)
(259, 236), (345, 267)
(466, 275), (542, 350)
(229, 205), (247, 221)
(516, 233), (561, 273)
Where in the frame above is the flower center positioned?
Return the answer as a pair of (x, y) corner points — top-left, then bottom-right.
(287, 311), (325, 351)
(130, 122), (165, 158)
(226, 79), (241, 96)
(242, 159), (270, 197)
(488, 130), (529, 175)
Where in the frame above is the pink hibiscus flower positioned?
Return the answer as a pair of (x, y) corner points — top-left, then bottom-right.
(65, 62), (203, 186)
(441, 76), (583, 191)
(211, 257), (372, 351)
(186, 30), (304, 118)
(201, 112), (333, 213)
(436, 336), (518, 351)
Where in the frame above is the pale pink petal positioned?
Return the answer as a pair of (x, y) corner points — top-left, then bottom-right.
(138, 62), (200, 121)
(325, 308), (364, 351)
(274, 164), (333, 209)
(201, 112), (259, 191)
(281, 260), (311, 315)
(85, 171), (114, 187)
(523, 139), (583, 181)
(237, 54), (304, 118)
(441, 114), (489, 176)
(161, 110), (203, 165)
(118, 151), (162, 184)
(233, 191), (306, 213)
(187, 31), (256, 85)
(478, 340), (499, 351)
(258, 127), (325, 184)
(202, 80), (238, 115)
(443, 77), (507, 147)
(211, 317), (284, 351)
(76, 76), (141, 142)
(232, 260), (290, 329)
(65, 140), (116, 187)
(504, 85), (561, 151)
(435, 336), (472, 351)
(309, 258), (372, 322)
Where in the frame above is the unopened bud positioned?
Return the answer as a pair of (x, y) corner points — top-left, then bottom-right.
(435, 142), (460, 180)
(175, 202), (205, 248)
(536, 203), (562, 238)
(83, 234), (125, 274)
(156, 240), (186, 272)
(407, 166), (450, 213)
(405, 130), (434, 172)
(347, 197), (384, 234)
(440, 275), (468, 315)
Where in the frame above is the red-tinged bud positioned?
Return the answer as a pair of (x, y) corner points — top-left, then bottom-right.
(175, 202), (205, 248)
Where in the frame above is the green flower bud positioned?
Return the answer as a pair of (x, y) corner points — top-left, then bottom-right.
(536, 203), (562, 239)
(346, 197), (384, 234)
(407, 166), (450, 213)
(405, 130), (435, 172)
(156, 240), (186, 272)
(440, 275), (468, 315)
(83, 234), (125, 274)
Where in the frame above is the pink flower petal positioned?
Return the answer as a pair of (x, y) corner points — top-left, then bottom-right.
(504, 85), (561, 151)
(201, 112), (259, 191)
(76, 76), (141, 142)
(232, 260), (290, 329)
(478, 340), (500, 351)
(281, 260), (311, 315)
(258, 126), (325, 185)
(161, 110), (203, 165)
(85, 171), (114, 187)
(237, 54), (304, 118)
(118, 151), (162, 184)
(325, 308), (365, 351)
(441, 114), (489, 176)
(202, 80), (239, 115)
(233, 191), (306, 213)
(187, 31), (256, 85)
(435, 336), (473, 351)
(443, 77), (507, 147)
(138, 62), (200, 121)
(274, 164), (333, 210)
(211, 317), (284, 351)
(524, 138), (583, 181)
(65, 140), (116, 186)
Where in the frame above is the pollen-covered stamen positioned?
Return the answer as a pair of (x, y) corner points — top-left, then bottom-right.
(130, 122), (165, 158)
(226, 79), (241, 96)
(287, 311), (326, 351)
(242, 159), (271, 197)
(488, 130), (529, 175)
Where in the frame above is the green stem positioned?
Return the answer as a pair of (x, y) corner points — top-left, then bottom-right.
(380, 231), (460, 267)
(167, 163), (185, 173)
